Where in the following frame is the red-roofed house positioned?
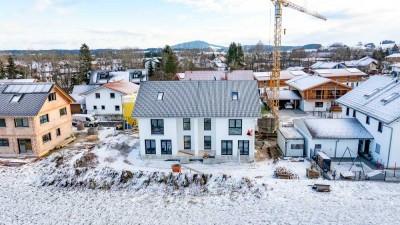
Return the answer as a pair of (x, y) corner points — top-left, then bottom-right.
(175, 70), (255, 81)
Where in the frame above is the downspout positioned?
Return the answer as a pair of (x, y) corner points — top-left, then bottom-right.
(385, 125), (394, 169)
(334, 139), (339, 158)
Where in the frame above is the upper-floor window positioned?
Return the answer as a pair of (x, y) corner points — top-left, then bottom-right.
(183, 118), (190, 130)
(204, 118), (211, 130)
(0, 119), (6, 127)
(15, 118), (29, 127)
(151, 119), (164, 134)
(101, 105), (105, 110)
(229, 119), (242, 135)
(95, 93), (100, 99)
(40, 114), (49, 124)
(353, 110), (357, 118)
(93, 105), (97, 110)
(232, 92), (239, 101)
(56, 128), (61, 137)
(48, 93), (56, 101)
(366, 116), (370, 125)
(110, 93), (115, 99)
(60, 107), (67, 116)
(42, 133), (52, 143)
(375, 143), (381, 154)
(315, 144), (322, 150)
(184, 136), (191, 149)
(378, 122), (383, 133)
(346, 107), (349, 116)
(0, 138), (9, 147)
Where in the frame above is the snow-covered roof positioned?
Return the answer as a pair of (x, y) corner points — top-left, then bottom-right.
(285, 75), (330, 91)
(266, 90), (301, 100)
(279, 127), (304, 139)
(313, 68), (367, 78)
(345, 56), (378, 67)
(311, 61), (346, 69)
(253, 70), (306, 81)
(70, 94), (85, 104)
(386, 53), (400, 59)
(71, 85), (99, 94)
(0, 79), (37, 83)
(178, 70), (254, 81)
(336, 76), (400, 124)
(295, 118), (373, 139)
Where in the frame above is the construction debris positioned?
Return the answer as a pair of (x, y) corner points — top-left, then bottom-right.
(274, 166), (299, 179)
(311, 184), (331, 192)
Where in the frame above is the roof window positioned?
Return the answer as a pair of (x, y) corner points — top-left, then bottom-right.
(381, 92), (400, 105)
(232, 92), (239, 101)
(11, 95), (22, 103)
(157, 92), (164, 101)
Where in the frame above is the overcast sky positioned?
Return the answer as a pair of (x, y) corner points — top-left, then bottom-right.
(0, 0), (398, 50)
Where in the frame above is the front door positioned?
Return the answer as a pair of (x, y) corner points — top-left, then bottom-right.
(161, 140), (172, 155)
(364, 140), (370, 155)
(18, 139), (32, 154)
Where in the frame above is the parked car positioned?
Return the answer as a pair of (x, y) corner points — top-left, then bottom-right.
(284, 102), (294, 109)
(72, 114), (99, 127)
(369, 70), (379, 75)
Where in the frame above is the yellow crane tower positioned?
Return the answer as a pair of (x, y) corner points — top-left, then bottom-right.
(269, 0), (327, 131)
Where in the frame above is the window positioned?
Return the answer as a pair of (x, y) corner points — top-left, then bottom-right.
(375, 143), (381, 154)
(56, 128), (61, 137)
(346, 107), (349, 116)
(157, 92), (164, 101)
(161, 140), (172, 154)
(95, 93), (100, 99)
(366, 116), (370, 125)
(131, 71), (142, 79)
(184, 136), (191, 149)
(204, 118), (211, 130)
(378, 122), (383, 133)
(0, 119), (6, 127)
(15, 118), (29, 127)
(316, 90), (323, 99)
(42, 133), (52, 143)
(204, 136), (211, 150)
(315, 102), (323, 108)
(151, 119), (164, 134)
(110, 93), (115, 99)
(48, 93), (56, 101)
(232, 92), (239, 101)
(315, 144), (322, 150)
(353, 110), (356, 118)
(0, 139), (9, 147)
(145, 140), (156, 154)
(11, 95), (22, 102)
(60, 107), (67, 116)
(183, 118), (190, 130)
(221, 140), (233, 155)
(229, 119), (242, 135)
(101, 105), (105, 110)
(40, 114), (49, 124)
(291, 144), (304, 149)
(115, 105), (120, 111)
(238, 140), (249, 155)
(93, 105), (97, 110)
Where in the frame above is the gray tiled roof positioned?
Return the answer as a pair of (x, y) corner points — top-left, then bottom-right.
(336, 76), (400, 124)
(0, 83), (54, 117)
(296, 118), (373, 139)
(132, 80), (261, 118)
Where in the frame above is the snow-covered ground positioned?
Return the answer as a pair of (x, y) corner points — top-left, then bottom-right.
(1, 129), (400, 225)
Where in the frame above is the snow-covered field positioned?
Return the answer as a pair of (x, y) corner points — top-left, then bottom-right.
(1, 129), (400, 225)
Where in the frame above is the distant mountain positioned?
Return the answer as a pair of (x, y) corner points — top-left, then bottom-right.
(172, 40), (226, 50)
(243, 43), (322, 52)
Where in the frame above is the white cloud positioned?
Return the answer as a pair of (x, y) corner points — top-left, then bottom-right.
(33, 0), (54, 12)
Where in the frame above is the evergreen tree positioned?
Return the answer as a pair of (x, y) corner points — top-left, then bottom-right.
(77, 43), (92, 84)
(148, 60), (154, 77)
(0, 61), (5, 79)
(237, 44), (244, 64)
(161, 45), (178, 79)
(227, 42), (237, 65)
(227, 42), (245, 69)
(392, 44), (399, 53)
(6, 56), (17, 79)
(211, 53), (216, 60)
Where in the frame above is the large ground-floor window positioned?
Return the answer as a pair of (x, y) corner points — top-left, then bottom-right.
(238, 140), (249, 155)
(145, 139), (156, 154)
(221, 140), (233, 155)
(161, 140), (172, 155)
(184, 136), (191, 149)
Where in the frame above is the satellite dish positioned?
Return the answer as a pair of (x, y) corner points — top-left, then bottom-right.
(391, 71), (398, 78)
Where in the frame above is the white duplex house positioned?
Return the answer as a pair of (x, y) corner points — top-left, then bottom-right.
(337, 75), (400, 168)
(81, 80), (139, 116)
(132, 80), (261, 162)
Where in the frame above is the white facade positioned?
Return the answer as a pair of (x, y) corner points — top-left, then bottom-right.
(300, 100), (331, 112)
(341, 106), (400, 168)
(277, 128), (304, 157)
(138, 117), (257, 161)
(85, 88), (125, 115)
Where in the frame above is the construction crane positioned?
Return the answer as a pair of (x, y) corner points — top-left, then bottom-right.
(269, 0), (326, 131)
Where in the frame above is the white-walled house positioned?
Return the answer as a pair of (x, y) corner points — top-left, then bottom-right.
(89, 69), (148, 85)
(81, 80), (139, 116)
(132, 80), (261, 162)
(337, 75), (400, 168)
(294, 118), (373, 159)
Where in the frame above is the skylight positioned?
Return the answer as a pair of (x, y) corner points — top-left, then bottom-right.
(232, 92), (239, 101)
(11, 95), (22, 103)
(157, 92), (164, 101)
(381, 92), (400, 105)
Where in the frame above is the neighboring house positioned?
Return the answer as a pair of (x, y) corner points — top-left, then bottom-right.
(89, 69), (148, 85)
(0, 79), (38, 83)
(277, 127), (305, 157)
(344, 56), (379, 73)
(312, 68), (368, 88)
(386, 53), (400, 63)
(265, 90), (302, 110)
(132, 80), (261, 162)
(254, 70), (307, 95)
(337, 75), (400, 168)
(286, 75), (352, 112)
(81, 80), (139, 116)
(294, 118), (373, 158)
(69, 85), (99, 114)
(0, 82), (74, 156)
(175, 70), (254, 81)
(311, 61), (347, 70)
